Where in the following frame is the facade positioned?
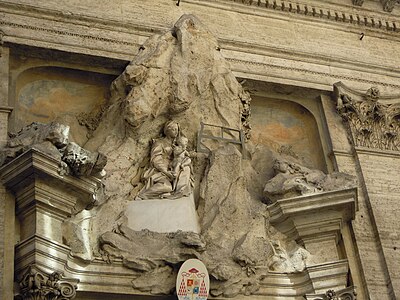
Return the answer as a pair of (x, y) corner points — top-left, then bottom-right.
(0, 1), (399, 299)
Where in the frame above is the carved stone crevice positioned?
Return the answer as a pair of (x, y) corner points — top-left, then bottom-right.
(305, 286), (357, 299)
(15, 264), (79, 300)
(334, 82), (400, 152)
(0, 30), (4, 57)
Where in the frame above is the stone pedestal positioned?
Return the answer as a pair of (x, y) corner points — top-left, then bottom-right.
(267, 188), (357, 295)
(124, 194), (200, 233)
(0, 149), (101, 275)
(268, 188), (357, 265)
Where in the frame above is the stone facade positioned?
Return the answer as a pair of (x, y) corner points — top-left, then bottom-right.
(0, 1), (399, 300)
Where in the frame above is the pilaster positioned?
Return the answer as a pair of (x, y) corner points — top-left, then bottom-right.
(333, 82), (400, 299)
(0, 30), (14, 300)
(0, 149), (101, 290)
(0, 31), (12, 147)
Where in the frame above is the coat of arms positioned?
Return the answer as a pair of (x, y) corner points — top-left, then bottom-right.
(177, 259), (209, 300)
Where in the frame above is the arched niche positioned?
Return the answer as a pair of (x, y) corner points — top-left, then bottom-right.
(13, 66), (116, 145)
(251, 96), (327, 171)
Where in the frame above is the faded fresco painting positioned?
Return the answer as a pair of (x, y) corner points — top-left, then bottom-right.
(251, 97), (326, 171)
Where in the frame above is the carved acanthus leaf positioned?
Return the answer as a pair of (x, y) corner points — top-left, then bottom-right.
(15, 264), (79, 300)
(334, 82), (400, 151)
(381, 0), (400, 12)
(352, 0), (364, 6)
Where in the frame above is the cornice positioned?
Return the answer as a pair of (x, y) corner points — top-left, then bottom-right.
(227, 57), (400, 89)
(355, 145), (400, 157)
(0, 1), (157, 59)
(0, 106), (13, 114)
(268, 188), (358, 224)
(1, 1), (400, 92)
(0, 148), (101, 195)
(1, 20), (135, 47)
(0, 1), (162, 36)
(211, 0), (400, 32)
(67, 256), (349, 297)
(3, 0), (400, 38)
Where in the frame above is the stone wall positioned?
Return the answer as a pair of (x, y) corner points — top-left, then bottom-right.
(357, 150), (400, 299)
(1, 1), (400, 299)
(1, 0), (400, 92)
(321, 94), (389, 300)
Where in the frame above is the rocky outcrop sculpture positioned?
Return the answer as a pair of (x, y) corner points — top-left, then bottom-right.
(267, 240), (309, 273)
(47, 14), (347, 298)
(0, 122), (107, 177)
(263, 158), (356, 204)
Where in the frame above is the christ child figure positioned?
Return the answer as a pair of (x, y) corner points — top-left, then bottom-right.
(171, 136), (192, 190)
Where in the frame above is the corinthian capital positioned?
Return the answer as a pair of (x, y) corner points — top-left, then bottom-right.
(334, 82), (400, 152)
(15, 264), (79, 300)
(381, 0), (400, 12)
(352, 0), (364, 6)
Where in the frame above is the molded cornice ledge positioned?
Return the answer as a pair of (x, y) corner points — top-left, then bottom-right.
(0, 148), (101, 202)
(216, 0), (400, 32)
(258, 260), (349, 296)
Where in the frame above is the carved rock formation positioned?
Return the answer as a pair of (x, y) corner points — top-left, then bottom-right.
(198, 144), (267, 297)
(267, 240), (309, 273)
(263, 158), (357, 204)
(0, 122), (69, 165)
(54, 14), (337, 297)
(197, 145), (310, 297)
(0, 122), (107, 177)
(100, 225), (205, 272)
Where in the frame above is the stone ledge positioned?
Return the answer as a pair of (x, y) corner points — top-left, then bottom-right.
(14, 234), (70, 275)
(0, 148), (101, 195)
(60, 258), (349, 298)
(268, 188), (357, 226)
